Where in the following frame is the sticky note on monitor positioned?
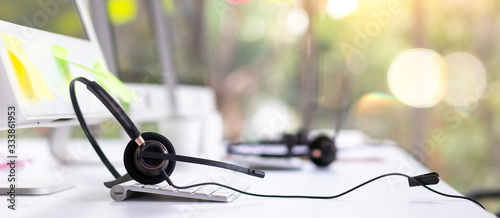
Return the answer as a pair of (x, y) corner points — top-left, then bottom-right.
(93, 62), (137, 103)
(51, 44), (136, 103)
(51, 45), (72, 83)
(1, 33), (54, 100)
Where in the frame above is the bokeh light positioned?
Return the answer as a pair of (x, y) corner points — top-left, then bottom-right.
(326, 0), (359, 20)
(455, 108), (471, 119)
(107, 0), (138, 26)
(387, 49), (447, 108)
(354, 93), (407, 139)
(285, 8), (309, 36)
(243, 96), (300, 141)
(443, 52), (487, 107)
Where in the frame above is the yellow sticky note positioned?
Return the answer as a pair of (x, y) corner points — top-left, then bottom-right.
(2, 33), (54, 100)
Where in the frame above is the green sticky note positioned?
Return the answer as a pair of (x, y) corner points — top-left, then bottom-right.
(51, 44), (137, 103)
(52, 45), (72, 83)
(93, 62), (137, 103)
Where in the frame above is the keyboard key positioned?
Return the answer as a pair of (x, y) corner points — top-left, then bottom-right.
(211, 188), (234, 198)
(159, 185), (176, 192)
(194, 185), (220, 196)
(144, 184), (161, 190)
(155, 182), (168, 188)
(132, 183), (144, 188)
(177, 186), (201, 194)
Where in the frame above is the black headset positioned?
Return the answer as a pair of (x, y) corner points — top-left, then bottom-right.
(69, 77), (485, 210)
(70, 77), (264, 188)
(227, 73), (350, 167)
(228, 131), (337, 167)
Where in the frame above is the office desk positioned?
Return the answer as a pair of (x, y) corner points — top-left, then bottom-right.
(0, 139), (495, 218)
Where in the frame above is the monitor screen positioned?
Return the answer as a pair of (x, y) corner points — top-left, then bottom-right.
(104, 0), (205, 85)
(0, 0), (88, 40)
(106, 0), (160, 84)
(0, 0), (113, 129)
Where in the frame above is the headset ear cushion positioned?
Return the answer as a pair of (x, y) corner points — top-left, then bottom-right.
(124, 132), (176, 184)
(308, 136), (337, 167)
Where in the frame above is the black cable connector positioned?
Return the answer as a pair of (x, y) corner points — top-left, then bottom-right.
(408, 172), (440, 187)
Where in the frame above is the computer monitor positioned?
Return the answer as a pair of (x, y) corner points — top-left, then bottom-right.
(89, 0), (174, 122)
(0, 0), (124, 195)
(0, 0), (113, 129)
(88, 0), (223, 158)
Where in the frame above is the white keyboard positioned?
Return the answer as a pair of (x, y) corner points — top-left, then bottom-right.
(110, 177), (249, 202)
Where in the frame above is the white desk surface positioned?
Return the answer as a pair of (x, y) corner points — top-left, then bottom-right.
(0, 138), (495, 218)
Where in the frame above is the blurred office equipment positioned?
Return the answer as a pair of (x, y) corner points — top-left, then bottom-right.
(0, 0), (113, 128)
(2, 138), (494, 217)
(0, 0), (119, 194)
(86, 0), (224, 160)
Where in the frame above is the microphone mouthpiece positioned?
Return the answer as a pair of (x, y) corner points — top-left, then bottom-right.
(249, 169), (265, 178)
